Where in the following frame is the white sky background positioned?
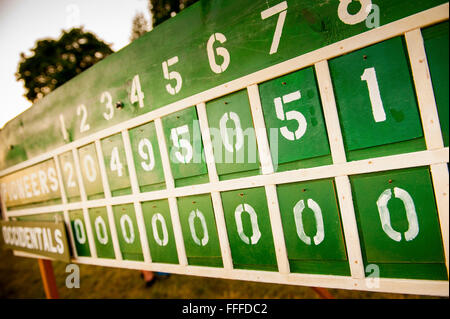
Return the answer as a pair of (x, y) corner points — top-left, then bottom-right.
(0, 0), (152, 128)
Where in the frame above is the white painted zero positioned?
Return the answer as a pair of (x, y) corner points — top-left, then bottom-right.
(234, 203), (261, 245)
(151, 213), (169, 246)
(188, 209), (209, 246)
(293, 198), (325, 245)
(94, 215), (109, 245)
(120, 214), (135, 244)
(83, 154), (97, 182)
(219, 112), (244, 152)
(376, 187), (419, 242)
(74, 218), (86, 244)
(338, 0), (372, 25)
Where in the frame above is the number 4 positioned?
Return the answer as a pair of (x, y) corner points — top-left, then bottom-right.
(110, 146), (124, 177)
(261, 1), (288, 55)
(130, 74), (145, 108)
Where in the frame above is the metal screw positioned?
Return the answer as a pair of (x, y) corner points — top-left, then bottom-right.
(115, 101), (124, 109)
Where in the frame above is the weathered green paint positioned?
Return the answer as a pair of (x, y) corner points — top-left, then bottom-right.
(0, 219), (71, 263)
(141, 199), (179, 264)
(259, 66), (332, 172)
(177, 194), (223, 267)
(78, 143), (104, 200)
(423, 21), (449, 147)
(88, 207), (115, 259)
(101, 134), (132, 196)
(58, 151), (81, 202)
(69, 209), (91, 257)
(2, 0), (445, 170)
(206, 90), (261, 180)
(220, 187), (277, 271)
(162, 107), (209, 187)
(128, 122), (166, 192)
(329, 36), (425, 159)
(276, 179), (349, 276)
(112, 204), (144, 261)
(350, 166), (447, 280)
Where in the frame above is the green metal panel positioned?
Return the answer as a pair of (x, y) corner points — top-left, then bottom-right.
(128, 122), (166, 192)
(141, 199), (179, 264)
(162, 107), (209, 187)
(100, 134), (132, 196)
(112, 204), (144, 261)
(69, 209), (91, 257)
(277, 179), (349, 276)
(177, 194), (223, 267)
(206, 90), (261, 180)
(259, 66), (332, 172)
(58, 151), (81, 202)
(88, 207), (115, 259)
(16, 212), (63, 222)
(220, 187), (277, 271)
(350, 166), (447, 280)
(0, 0), (446, 170)
(78, 143), (104, 200)
(329, 36), (425, 160)
(423, 22), (449, 147)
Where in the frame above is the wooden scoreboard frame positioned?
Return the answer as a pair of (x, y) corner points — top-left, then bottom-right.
(0, 1), (448, 296)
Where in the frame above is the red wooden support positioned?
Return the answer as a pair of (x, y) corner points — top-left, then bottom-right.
(311, 287), (334, 299)
(38, 259), (59, 299)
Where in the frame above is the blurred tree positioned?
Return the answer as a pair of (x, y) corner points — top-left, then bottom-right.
(16, 28), (114, 103)
(130, 12), (151, 42)
(149, 0), (199, 27)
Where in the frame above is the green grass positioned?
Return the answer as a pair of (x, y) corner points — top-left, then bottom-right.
(0, 248), (441, 299)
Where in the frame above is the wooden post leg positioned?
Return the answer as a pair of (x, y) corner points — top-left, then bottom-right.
(38, 259), (59, 299)
(311, 287), (334, 299)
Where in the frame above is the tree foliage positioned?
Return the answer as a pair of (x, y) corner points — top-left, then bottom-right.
(130, 12), (151, 42)
(149, 0), (199, 28)
(16, 28), (114, 103)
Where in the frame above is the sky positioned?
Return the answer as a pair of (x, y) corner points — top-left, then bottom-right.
(0, 0), (152, 128)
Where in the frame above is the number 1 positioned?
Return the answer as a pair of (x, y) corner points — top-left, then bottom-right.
(361, 67), (386, 123)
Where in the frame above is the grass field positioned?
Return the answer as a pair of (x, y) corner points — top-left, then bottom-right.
(0, 248), (442, 299)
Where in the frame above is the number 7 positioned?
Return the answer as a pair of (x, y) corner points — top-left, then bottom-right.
(261, 1), (288, 55)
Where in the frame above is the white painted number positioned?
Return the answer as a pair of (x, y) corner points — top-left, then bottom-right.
(101, 91), (114, 121)
(138, 138), (155, 171)
(130, 74), (145, 108)
(120, 214), (135, 244)
(338, 0), (372, 25)
(361, 67), (386, 123)
(293, 198), (325, 246)
(59, 114), (69, 141)
(235, 203), (261, 245)
(94, 216), (108, 245)
(73, 219), (86, 244)
(376, 187), (419, 242)
(77, 104), (90, 133)
(83, 154), (97, 183)
(63, 161), (77, 188)
(170, 125), (193, 164)
(110, 146), (124, 177)
(188, 209), (209, 246)
(274, 90), (307, 141)
(219, 112), (244, 152)
(152, 213), (169, 246)
(162, 56), (182, 95)
(261, 1), (288, 55)
(207, 33), (230, 74)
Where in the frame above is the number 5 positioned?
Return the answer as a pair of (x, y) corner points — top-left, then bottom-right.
(171, 125), (193, 164)
(162, 56), (182, 95)
(274, 90), (307, 141)
(261, 1), (288, 55)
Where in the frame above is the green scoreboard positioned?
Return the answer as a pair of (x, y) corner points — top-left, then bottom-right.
(0, 0), (448, 296)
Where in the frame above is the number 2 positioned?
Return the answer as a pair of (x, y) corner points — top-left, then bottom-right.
(77, 104), (90, 133)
